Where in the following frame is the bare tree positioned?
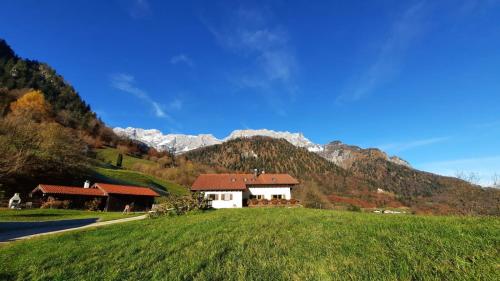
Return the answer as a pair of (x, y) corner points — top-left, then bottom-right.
(455, 171), (481, 185)
(492, 173), (500, 187)
(168, 145), (177, 167)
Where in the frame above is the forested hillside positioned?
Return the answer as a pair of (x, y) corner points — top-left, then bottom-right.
(187, 136), (344, 176)
(0, 40), (108, 135)
(0, 39), (121, 196)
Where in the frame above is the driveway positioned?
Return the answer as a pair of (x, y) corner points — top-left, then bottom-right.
(0, 215), (146, 242)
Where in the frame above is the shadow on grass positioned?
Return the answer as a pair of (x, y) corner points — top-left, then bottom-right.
(0, 218), (98, 242)
(11, 214), (63, 218)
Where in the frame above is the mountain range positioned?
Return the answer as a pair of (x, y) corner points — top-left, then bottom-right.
(113, 127), (411, 168)
(3, 36), (498, 215)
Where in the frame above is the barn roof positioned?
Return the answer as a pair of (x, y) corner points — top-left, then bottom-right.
(93, 183), (160, 197)
(33, 184), (106, 196)
(191, 173), (299, 191)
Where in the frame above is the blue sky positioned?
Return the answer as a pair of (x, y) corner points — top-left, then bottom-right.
(1, 0), (499, 185)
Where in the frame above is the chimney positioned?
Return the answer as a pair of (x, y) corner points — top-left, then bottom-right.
(253, 168), (258, 178)
(261, 169), (265, 174)
(84, 180), (90, 189)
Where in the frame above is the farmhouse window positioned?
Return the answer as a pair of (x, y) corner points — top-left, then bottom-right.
(222, 193), (233, 201)
(250, 194), (264, 199)
(272, 194), (284, 199)
(207, 194), (218, 200)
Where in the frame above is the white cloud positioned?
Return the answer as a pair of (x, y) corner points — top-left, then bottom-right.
(170, 54), (194, 67)
(110, 73), (167, 118)
(338, 1), (427, 102)
(203, 6), (298, 115)
(378, 136), (450, 153)
(417, 155), (500, 186)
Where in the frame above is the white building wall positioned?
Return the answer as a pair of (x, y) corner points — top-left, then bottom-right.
(204, 191), (242, 208)
(247, 187), (291, 200)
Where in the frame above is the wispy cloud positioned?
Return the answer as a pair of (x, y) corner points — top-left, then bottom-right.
(110, 73), (167, 118)
(202, 6), (298, 115)
(128, 0), (151, 19)
(417, 155), (500, 186)
(338, 1), (427, 102)
(474, 119), (500, 129)
(457, 0), (500, 16)
(170, 54), (194, 67)
(168, 98), (183, 110)
(378, 136), (450, 153)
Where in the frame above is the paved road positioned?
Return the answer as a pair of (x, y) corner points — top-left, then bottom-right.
(0, 215), (146, 242)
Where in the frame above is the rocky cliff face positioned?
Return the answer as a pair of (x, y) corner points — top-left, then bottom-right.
(318, 141), (411, 169)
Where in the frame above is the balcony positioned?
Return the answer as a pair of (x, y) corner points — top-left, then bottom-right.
(246, 198), (301, 207)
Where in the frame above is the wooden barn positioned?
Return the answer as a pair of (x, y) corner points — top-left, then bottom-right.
(30, 183), (159, 211)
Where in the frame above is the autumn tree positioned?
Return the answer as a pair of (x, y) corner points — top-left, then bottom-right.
(9, 90), (51, 121)
(38, 122), (88, 174)
(0, 115), (87, 181)
(0, 116), (42, 179)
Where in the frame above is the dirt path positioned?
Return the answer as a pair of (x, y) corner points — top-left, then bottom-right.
(0, 215), (146, 242)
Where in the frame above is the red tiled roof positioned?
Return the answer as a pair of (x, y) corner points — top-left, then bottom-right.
(93, 183), (160, 197)
(34, 184), (105, 196)
(191, 173), (299, 191)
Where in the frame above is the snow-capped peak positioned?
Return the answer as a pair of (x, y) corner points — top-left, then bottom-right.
(113, 127), (221, 153)
(113, 127), (324, 153)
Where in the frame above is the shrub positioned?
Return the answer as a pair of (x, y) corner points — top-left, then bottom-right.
(148, 192), (210, 218)
(84, 198), (102, 211)
(347, 204), (362, 212)
(41, 197), (71, 209)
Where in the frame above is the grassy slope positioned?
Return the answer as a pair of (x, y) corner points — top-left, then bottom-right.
(92, 148), (188, 196)
(0, 209), (141, 222)
(95, 148), (157, 170)
(92, 167), (187, 196)
(1, 208), (498, 281)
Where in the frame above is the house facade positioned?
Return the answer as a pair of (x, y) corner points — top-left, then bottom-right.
(30, 183), (159, 211)
(191, 173), (299, 208)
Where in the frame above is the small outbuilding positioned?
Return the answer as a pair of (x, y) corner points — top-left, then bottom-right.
(30, 182), (159, 211)
(92, 183), (159, 211)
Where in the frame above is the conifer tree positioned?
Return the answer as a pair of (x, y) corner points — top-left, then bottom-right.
(116, 153), (123, 167)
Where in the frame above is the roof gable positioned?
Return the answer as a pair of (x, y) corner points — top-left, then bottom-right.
(34, 184), (106, 196)
(191, 173), (299, 191)
(93, 183), (160, 197)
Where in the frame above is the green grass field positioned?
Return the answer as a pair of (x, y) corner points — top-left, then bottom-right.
(0, 209), (142, 222)
(1, 208), (498, 280)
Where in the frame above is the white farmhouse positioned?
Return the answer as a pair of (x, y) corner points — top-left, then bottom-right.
(191, 173), (299, 208)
